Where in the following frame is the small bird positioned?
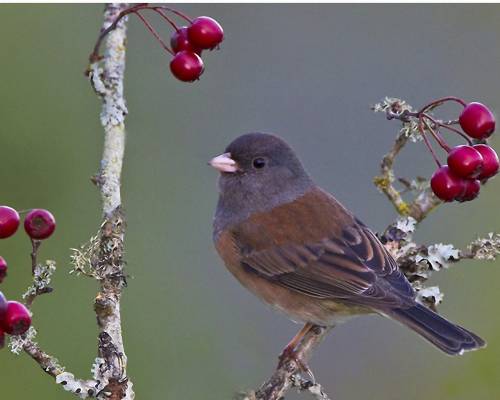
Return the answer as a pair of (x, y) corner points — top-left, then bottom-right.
(210, 132), (485, 357)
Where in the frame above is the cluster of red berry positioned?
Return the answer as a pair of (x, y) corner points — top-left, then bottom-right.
(430, 102), (499, 202)
(0, 206), (56, 347)
(170, 16), (224, 82)
(90, 5), (224, 83)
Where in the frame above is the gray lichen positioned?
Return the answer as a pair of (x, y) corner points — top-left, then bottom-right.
(9, 326), (37, 355)
(416, 243), (460, 271)
(371, 97), (421, 142)
(467, 233), (500, 261)
(70, 233), (100, 277)
(23, 260), (56, 300)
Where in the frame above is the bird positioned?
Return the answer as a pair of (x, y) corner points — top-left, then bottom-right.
(210, 132), (485, 358)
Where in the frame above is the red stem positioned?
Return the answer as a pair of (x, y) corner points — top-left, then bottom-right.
(134, 11), (174, 56)
(424, 113), (473, 146)
(421, 115), (451, 152)
(151, 8), (180, 31)
(418, 116), (442, 167)
(153, 6), (193, 24)
(89, 3), (190, 63)
(419, 96), (467, 114)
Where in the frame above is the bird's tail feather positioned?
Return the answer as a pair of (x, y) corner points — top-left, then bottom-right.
(388, 303), (486, 355)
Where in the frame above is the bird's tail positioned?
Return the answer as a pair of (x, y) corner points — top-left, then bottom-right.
(388, 303), (486, 355)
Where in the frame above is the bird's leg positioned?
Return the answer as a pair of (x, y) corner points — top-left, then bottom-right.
(278, 322), (314, 370)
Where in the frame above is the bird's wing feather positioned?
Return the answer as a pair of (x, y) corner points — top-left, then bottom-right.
(233, 189), (415, 309)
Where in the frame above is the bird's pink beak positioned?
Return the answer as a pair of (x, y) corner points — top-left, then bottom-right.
(209, 152), (238, 173)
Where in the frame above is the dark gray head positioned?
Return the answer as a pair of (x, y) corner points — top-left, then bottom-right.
(210, 132), (314, 235)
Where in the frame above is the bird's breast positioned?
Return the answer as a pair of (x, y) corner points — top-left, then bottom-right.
(213, 188), (370, 325)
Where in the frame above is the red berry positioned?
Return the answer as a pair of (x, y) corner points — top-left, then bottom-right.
(187, 16), (224, 50)
(170, 51), (204, 82)
(0, 291), (7, 322)
(24, 209), (56, 240)
(430, 165), (466, 202)
(0, 206), (20, 239)
(474, 144), (500, 180)
(447, 145), (484, 178)
(456, 179), (481, 202)
(0, 257), (7, 284)
(459, 102), (496, 139)
(170, 27), (202, 54)
(2, 301), (31, 335)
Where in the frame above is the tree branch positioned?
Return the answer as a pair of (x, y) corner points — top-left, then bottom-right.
(87, 3), (133, 400)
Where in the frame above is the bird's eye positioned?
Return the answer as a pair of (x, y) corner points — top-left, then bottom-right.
(252, 157), (267, 169)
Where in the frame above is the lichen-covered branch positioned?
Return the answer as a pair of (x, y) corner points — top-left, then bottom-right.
(15, 247), (82, 392)
(21, 332), (65, 377)
(87, 3), (133, 400)
(372, 98), (441, 221)
(14, 264), (99, 398)
(20, 333), (101, 399)
(382, 217), (500, 310)
(23, 259), (55, 308)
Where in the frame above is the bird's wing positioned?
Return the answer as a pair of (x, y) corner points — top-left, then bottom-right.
(232, 189), (415, 309)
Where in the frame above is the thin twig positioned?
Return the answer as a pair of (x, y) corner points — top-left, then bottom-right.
(22, 334), (100, 398)
(23, 339), (65, 378)
(373, 126), (416, 217)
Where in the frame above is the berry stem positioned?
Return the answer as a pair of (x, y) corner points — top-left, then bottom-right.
(134, 11), (174, 56)
(418, 117), (442, 167)
(424, 113), (473, 145)
(150, 8), (179, 31)
(30, 239), (41, 276)
(419, 96), (467, 114)
(421, 115), (451, 152)
(89, 3), (182, 63)
(153, 6), (193, 24)
(17, 209), (31, 215)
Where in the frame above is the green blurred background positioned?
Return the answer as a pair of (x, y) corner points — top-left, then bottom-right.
(0, 4), (499, 399)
